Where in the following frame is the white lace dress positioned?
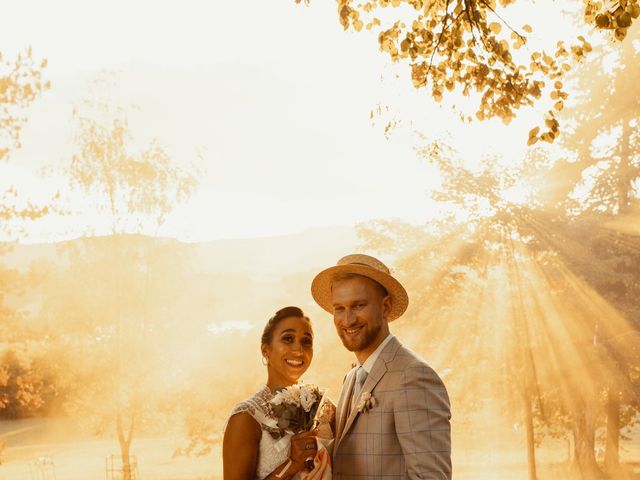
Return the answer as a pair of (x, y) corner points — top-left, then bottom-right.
(228, 385), (300, 480)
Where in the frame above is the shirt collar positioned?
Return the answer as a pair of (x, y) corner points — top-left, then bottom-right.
(357, 333), (394, 374)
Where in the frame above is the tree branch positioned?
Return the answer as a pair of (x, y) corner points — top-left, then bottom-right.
(427, 0), (452, 76)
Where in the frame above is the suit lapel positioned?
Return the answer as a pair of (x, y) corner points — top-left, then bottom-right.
(335, 367), (357, 443)
(335, 337), (401, 450)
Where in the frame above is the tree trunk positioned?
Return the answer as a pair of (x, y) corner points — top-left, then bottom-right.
(572, 406), (602, 479)
(604, 386), (620, 473)
(117, 411), (135, 480)
(120, 445), (132, 480)
(617, 116), (632, 215)
(523, 389), (538, 480)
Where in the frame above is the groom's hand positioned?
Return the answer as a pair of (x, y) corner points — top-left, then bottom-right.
(290, 431), (318, 471)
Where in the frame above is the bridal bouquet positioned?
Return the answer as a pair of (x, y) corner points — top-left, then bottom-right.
(265, 383), (328, 439)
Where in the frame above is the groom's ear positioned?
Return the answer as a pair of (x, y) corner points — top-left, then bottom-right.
(382, 294), (392, 319)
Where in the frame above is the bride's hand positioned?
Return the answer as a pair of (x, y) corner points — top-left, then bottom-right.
(289, 431), (318, 471)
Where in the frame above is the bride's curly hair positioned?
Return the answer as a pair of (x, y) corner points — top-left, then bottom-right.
(261, 306), (311, 345)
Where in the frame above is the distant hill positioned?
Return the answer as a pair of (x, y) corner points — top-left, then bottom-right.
(191, 225), (361, 275)
(0, 225), (361, 276)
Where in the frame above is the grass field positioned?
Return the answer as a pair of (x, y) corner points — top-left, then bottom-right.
(1, 418), (638, 479)
(0, 419), (220, 480)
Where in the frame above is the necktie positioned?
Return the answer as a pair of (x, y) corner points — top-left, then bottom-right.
(351, 366), (368, 411)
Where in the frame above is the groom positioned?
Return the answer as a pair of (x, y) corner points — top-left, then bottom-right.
(311, 254), (452, 479)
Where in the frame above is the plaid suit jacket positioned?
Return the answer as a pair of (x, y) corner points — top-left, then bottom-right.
(332, 336), (452, 479)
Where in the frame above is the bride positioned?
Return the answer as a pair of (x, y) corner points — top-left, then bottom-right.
(223, 306), (333, 480)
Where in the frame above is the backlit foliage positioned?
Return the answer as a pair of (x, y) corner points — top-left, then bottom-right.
(297, 1), (638, 143)
(347, 0), (594, 142)
(0, 49), (51, 229)
(558, 33), (640, 216)
(0, 48), (49, 160)
(587, 0), (640, 40)
(70, 99), (198, 231)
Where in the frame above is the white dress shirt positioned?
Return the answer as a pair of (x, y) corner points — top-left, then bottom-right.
(358, 333), (395, 373)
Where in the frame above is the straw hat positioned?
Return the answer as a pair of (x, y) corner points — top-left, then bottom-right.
(311, 254), (409, 321)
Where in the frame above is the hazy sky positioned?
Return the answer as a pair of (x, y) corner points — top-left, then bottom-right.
(3, 0), (582, 242)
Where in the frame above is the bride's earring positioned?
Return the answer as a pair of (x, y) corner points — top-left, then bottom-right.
(262, 356), (269, 366)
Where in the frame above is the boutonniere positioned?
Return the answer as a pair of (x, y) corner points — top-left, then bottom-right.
(355, 391), (377, 413)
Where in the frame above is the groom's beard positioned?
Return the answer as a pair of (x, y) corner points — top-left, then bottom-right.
(338, 320), (382, 353)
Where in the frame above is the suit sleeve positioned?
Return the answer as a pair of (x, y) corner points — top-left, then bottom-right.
(393, 364), (452, 480)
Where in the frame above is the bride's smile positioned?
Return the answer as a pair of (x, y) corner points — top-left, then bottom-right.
(285, 359), (304, 367)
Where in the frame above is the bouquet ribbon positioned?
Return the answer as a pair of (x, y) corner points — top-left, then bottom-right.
(301, 437), (332, 480)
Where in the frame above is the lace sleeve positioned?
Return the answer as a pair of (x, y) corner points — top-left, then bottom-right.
(224, 400), (257, 433)
(230, 400), (255, 417)
(225, 388), (274, 431)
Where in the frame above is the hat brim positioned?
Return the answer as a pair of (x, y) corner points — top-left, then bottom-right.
(311, 264), (409, 321)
